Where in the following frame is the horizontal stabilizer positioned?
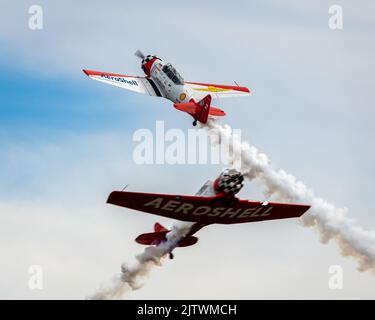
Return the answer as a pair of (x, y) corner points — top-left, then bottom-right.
(174, 95), (224, 122)
(178, 236), (198, 247)
(136, 230), (198, 247)
(174, 102), (199, 114)
(136, 231), (168, 246)
(209, 106), (225, 116)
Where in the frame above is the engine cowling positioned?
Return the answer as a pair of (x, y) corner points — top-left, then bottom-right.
(141, 55), (160, 76)
(213, 169), (244, 196)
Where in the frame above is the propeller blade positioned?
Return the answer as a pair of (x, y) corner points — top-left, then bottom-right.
(134, 49), (145, 60)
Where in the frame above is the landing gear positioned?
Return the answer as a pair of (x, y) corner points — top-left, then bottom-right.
(169, 252), (174, 260)
(192, 120), (197, 126)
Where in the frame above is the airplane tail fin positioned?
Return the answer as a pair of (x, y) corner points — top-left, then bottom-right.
(173, 94), (225, 125)
(154, 222), (168, 232)
(196, 94), (211, 124)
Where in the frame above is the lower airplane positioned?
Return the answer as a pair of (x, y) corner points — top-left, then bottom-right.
(107, 169), (310, 259)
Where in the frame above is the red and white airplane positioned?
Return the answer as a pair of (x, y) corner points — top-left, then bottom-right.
(107, 169), (310, 259)
(83, 50), (251, 126)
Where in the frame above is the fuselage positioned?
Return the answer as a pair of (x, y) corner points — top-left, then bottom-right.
(84, 52), (250, 126)
(141, 55), (194, 104)
(135, 169), (245, 258)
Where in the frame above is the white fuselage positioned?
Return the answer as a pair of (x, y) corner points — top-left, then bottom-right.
(149, 59), (194, 104)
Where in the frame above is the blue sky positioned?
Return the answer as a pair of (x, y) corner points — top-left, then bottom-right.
(1, 0), (375, 299)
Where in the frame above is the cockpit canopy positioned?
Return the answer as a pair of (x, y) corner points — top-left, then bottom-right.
(162, 63), (184, 85)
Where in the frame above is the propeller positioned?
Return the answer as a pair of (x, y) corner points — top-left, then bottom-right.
(134, 49), (145, 60)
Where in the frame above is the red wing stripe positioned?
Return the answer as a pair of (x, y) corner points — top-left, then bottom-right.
(82, 69), (143, 78)
(185, 81), (250, 93)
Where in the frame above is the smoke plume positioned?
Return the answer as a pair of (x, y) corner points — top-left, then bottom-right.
(88, 222), (193, 299)
(206, 119), (375, 274)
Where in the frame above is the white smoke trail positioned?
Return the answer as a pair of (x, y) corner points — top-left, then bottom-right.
(206, 119), (375, 274)
(88, 222), (193, 300)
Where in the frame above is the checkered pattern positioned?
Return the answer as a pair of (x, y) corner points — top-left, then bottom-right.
(142, 55), (161, 66)
(216, 169), (244, 195)
(142, 55), (154, 65)
(141, 55), (160, 74)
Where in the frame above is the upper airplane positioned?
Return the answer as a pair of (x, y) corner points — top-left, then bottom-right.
(83, 50), (251, 126)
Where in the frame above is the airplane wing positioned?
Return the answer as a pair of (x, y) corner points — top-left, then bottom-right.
(184, 81), (251, 100)
(107, 191), (310, 225)
(82, 69), (164, 97)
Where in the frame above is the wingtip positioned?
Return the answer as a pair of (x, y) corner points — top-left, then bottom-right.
(106, 191), (117, 204)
